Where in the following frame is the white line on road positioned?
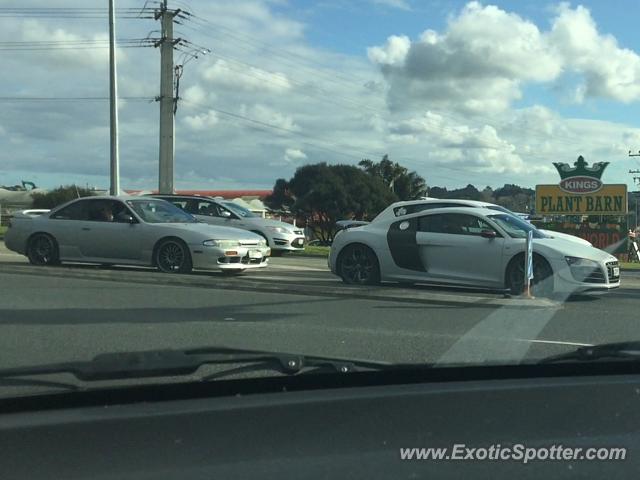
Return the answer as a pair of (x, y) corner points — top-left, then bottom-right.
(519, 338), (593, 347)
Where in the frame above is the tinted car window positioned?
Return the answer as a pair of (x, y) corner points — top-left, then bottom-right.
(193, 200), (223, 217)
(418, 213), (496, 236)
(86, 200), (133, 223)
(50, 200), (88, 221)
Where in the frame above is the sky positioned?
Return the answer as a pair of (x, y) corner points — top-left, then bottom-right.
(3, 0), (640, 191)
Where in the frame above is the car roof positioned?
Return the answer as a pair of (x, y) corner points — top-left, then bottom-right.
(147, 193), (217, 200)
(390, 206), (504, 220)
(389, 198), (491, 208)
(72, 195), (149, 201)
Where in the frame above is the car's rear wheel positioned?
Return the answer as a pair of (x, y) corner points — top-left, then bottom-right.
(27, 233), (60, 266)
(155, 239), (192, 274)
(338, 244), (380, 285)
(506, 254), (554, 297)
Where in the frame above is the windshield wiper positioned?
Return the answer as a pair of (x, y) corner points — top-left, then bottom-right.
(0, 346), (401, 384)
(539, 341), (640, 364)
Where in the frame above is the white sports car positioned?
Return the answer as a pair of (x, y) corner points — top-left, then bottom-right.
(5, 196), (271, 274)
(329, 206), (620, 296)
(338, 198), (592, 247)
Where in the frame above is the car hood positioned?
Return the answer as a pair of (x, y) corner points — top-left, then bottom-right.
(534, 237), (617, 263)
(242, 217), (299, 230)
(538, 229), (592, 247)
(152, 222), (262, 241)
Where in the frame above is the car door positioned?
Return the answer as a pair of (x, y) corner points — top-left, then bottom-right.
(416, 213), (506, 286)
(47, 199), (90, 259)
(80, 199), (142, 261)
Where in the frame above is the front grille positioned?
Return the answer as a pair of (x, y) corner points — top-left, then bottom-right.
(241, 255), (265, 265)
(239, 240), (259, 247)
(607, 260), (620, 282)
(569, 265), (606, 284)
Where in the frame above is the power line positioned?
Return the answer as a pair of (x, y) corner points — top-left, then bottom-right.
(182, 99), (388, 161)
(0, 96), (154, 102)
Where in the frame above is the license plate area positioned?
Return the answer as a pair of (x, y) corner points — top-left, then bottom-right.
(249, 250), (263, 259)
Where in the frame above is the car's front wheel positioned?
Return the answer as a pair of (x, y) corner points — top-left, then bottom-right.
(506, 254), (554, 297)
(338, 244), (380, 285)
(155, 239), (193, 274)
(27, 233), (60, 266)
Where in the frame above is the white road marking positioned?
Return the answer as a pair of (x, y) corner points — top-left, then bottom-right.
(518, 338), (592, 347)
(268, 264), (328, 272)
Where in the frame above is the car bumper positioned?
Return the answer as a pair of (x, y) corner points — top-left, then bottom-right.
(268, 233), (306, 251)
(190, 245), (271, 271)
(550, 257), (620, 294)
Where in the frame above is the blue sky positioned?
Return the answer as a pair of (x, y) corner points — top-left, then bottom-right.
(3, 0), (640, 191)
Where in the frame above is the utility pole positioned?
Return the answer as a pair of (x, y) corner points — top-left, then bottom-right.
(156, 0), (178, 194)
(628, 151), (640, 228)
(108, 0), (120, 195)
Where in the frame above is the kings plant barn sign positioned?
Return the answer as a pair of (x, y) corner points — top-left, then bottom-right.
(535, 156), (627, 215)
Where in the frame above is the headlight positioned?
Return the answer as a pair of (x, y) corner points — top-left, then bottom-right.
(258, 239), (267, 247)
(565, 256), (600, 268)
(266, 226), (291, 234)
(203, 239), (240, 248)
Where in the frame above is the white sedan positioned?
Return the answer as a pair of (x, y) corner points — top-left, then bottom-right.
(5, 196), (271, 274)
(329, 206), (620, 296)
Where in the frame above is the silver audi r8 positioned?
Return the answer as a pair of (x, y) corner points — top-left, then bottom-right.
(329, 206), (620, 296)
(5, 196), (271, 274)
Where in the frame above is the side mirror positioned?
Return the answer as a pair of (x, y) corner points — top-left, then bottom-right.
(480, 230), (497, 239)
(220, 210), (232, 218)
(127, 215), (136, 224)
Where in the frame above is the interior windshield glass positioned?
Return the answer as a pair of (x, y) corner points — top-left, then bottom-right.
(222, 201), (256, 218)
(489, 214), (545, 239)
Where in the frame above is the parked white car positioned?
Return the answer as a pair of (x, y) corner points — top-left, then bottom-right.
(150, 194), (306, 255)
(4, 196), (271, 274)
(329, 206), (620, 296)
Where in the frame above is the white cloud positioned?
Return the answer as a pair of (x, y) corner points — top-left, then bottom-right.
(367, 35), (411, 66)
(202, 59), (292, 93)
(183, 110), (220, 131)
(549, 4), (640, 103)
(240, 104), (299, 132)
(369, 2), (561, 113)
(284, 148), (307, 162)
(369, 2), (640, 113)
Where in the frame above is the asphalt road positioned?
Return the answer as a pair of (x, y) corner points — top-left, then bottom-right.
(2, 244), (640, 395)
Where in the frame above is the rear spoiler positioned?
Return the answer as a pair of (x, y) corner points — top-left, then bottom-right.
(336, 220), (370, 230)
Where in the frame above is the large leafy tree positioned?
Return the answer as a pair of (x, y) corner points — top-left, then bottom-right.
(359, 155), (427, 200)
(265, 163), (396, 242)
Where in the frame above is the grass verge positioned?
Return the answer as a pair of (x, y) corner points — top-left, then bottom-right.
(621, 261), (640, 270)
(289, 245), (330, 257)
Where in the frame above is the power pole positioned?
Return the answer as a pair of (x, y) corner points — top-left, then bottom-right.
(108, 0), (120, 195)
(628, 151), (640, 228)
(156, 0), (178, 194)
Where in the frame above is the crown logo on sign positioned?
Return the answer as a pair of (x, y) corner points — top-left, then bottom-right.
(552, 156), (609, 180)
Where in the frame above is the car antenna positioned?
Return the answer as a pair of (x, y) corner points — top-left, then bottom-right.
(75, 185), (81, 199)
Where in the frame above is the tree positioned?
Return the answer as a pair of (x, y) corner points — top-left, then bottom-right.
(264, 178), (294, 212)
(359, 155), (427, 200)
(31, 185), (96, 209)
(267, 163), (396, 242)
